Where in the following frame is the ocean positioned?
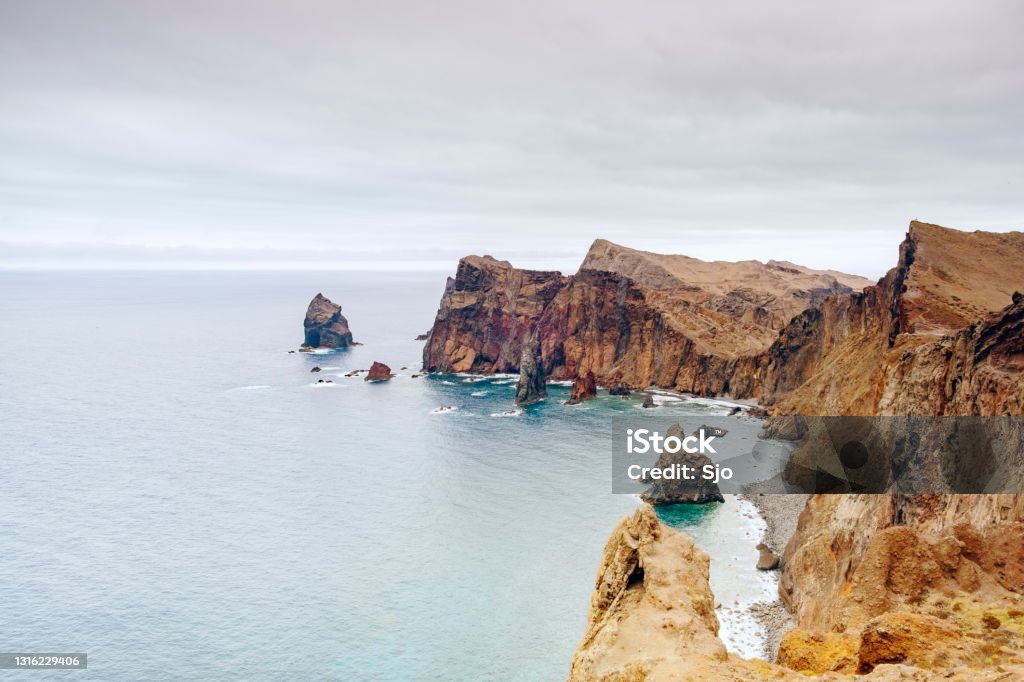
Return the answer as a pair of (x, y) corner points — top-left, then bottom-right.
(0, 270), (774, 681)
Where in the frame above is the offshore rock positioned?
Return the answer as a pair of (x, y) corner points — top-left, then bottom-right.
(302, 293), (354, 348)
(514, 332), (547, 406)
(640, 424), (724, 505)
(364, 361), (394, 382)
(566, 370), (597, 405)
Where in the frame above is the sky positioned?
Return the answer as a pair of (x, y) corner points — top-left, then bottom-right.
(1, 0), (1022, 278)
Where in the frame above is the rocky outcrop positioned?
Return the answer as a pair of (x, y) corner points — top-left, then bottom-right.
(756, 543), (780, 570)
(422, 242), (870, 390)
(567, 505), (735, 681)
(303, 293), (354, 348)
(514, 332), (547, 406)
(364, 361), (393, 382)
(566, 371), (597, 405)
(640, 424), (724, 505)
(421, 256), (567, 374)
(569, 506), (1021, 681)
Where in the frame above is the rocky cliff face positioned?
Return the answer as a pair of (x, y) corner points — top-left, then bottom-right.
(303, 293), (354, 348)
(421, 256), (567, 373)
(755, 222), (1024, 415)
(566, 222), (1024, 680)
(569, 506), (1023, 681)
(422, 241), (870, 392)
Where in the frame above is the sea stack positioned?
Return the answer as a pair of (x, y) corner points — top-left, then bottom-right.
(640, 424), (724, 505)
(514, 331), (547, 406)
(302, 293), (354, 349)
(364, 361), (394, 382)
(566, 370), (597, 405)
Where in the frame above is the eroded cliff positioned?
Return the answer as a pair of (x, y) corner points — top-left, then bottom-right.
(570, 505), (1024, 681)
(422, 241), (870, 392)
(565, 222), (1024, 680)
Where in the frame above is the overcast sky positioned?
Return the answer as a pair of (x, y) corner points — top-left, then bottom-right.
(1, 1), (1022, 277)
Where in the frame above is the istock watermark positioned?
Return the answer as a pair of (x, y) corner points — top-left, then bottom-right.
(611, 416), (1024, 496)
(623, 426), (733, 484)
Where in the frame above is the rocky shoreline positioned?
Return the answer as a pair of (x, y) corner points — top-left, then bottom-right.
(739, 492), (808, 661)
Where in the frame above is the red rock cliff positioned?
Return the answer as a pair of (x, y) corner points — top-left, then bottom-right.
(422, 240), (870, 392)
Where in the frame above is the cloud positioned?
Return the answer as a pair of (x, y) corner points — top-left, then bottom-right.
(1, 0), (1022, 276)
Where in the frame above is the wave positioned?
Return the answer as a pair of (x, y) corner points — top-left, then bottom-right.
(230, 385), (272, 391)
(431, 406), (458, 414)
(490, 410), (522, 418)
(470, 391), (489, 397)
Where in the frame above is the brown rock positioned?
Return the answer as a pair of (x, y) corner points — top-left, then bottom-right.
(303, 293), (354, 349)
(758, 222), (1024, 416)
(640, 424), (724, 505)
(756, 542), (780, 570)
(422, 241), (869, 393)
(364, 361), (394, 382)
(566, 370), (597, 405)
(857, 612), (986, 673)
(514, 331), (547, 406)
(777, 628), (859, 674)
(567, 505), (729, 682)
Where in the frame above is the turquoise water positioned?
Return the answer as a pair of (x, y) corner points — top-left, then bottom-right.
(0, 271), (770, 680)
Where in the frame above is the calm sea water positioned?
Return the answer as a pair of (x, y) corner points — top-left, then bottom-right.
(0, 271), (773, 681)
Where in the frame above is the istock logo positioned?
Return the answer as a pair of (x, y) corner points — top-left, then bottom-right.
(625, 427), (718, 455)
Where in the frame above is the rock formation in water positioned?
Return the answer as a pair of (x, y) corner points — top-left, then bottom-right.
(514, 332), (547, 406)
(566, 371), (597, 405)
(421, 242), (870, 390)
(364, 361), (393, 382)
(302, 293), (354, 349)
(639, 424), (724, 505)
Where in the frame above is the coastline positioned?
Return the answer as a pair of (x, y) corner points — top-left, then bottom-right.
(739, 491), (808, 661)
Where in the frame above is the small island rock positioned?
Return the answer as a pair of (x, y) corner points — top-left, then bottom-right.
(566, 370), (597, 405)
(302, 293), (354, 349)
(365, 361), (394, 382)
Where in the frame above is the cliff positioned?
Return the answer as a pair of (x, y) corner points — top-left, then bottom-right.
(422, 241), (870, 391)
(565, 222), (1024, 680)
(302, 293), (354, 348)
(755, 222), (1024, 415)
(569, 506), (1024, 681)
